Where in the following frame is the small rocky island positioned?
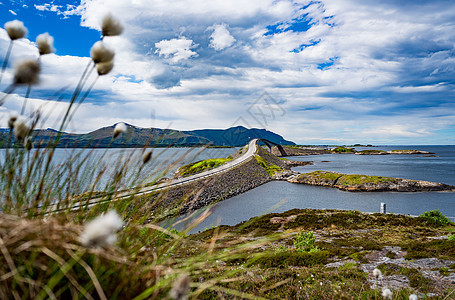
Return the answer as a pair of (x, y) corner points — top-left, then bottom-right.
(285, 171), (455, 192)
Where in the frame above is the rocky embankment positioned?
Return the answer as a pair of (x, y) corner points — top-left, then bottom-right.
(285, 171), (455, 192)
(271, 146), (329, 157)
(158, 146), (289, 215)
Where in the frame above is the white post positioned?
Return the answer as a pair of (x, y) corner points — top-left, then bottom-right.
(380, 202), (386, 214)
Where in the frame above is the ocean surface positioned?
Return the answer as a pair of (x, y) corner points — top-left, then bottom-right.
(0, 147), (238, 192)
(171, 145), (455, 233)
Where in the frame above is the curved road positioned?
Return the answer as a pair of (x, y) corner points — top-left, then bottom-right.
(52, 138), (264, 211)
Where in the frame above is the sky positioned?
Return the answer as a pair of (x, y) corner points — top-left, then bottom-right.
(0, 0), (454, 145)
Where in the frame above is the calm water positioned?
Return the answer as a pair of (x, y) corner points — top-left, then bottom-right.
(173, 145), (455, 233)
(0, 147), (238, 192)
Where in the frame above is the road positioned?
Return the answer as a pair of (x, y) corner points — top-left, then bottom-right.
(50, 138), (262, 212)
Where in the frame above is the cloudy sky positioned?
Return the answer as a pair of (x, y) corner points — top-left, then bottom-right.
(0, 0), (454, 145)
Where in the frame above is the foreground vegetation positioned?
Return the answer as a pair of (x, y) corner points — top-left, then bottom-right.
(185, 209), (455, 299)
(2, 207), (454, 299)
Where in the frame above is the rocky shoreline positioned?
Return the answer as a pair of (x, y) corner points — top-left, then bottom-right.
(355, 150), (436, 155)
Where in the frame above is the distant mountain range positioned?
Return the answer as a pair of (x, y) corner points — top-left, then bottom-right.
(0, 124), (295, 148)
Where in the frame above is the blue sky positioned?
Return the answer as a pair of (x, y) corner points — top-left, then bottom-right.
(0, 0), (454, 145)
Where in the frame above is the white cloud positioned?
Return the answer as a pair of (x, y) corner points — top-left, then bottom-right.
(9, 9), (17, 15)
(1, 0), (454, 144)
(154, 37), (198, 63)
(209, 24), (235, 51)
(34, 3), (80, 18)
(35, 4), (59, 12)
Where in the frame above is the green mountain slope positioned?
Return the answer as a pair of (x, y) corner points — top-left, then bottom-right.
(0, 124), (295, 148)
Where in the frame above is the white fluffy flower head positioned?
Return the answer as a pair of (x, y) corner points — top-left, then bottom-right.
(409, 294), (418, 300)
(373, 268), (382, 279)
(102, 14), (123, 37)
(36, 32), (55, 55)
(4, 20), (27, 40)
(169, 274), (190, 300)
(96, 60), (114, 76)
(80, 210), (123, 248)
(382, 288), (392, 299)
(13, 116), (29, 141)
(90, 41), (115, 64)
(14, 59), (40, 85)
(113, 122), (127, 138)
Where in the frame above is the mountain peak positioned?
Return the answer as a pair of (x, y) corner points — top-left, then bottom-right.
(7, 124), (295, 148)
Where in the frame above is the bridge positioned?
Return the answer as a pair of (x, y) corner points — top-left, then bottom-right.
(47, 138), (286, 213)
(258, 139), (287, 156)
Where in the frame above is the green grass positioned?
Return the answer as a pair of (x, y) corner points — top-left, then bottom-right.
(356, 149), (387, 154)
(336, 174), (394, 185)
(332, 146), (354, 153)
(299, 171), (343, 181)
(176, 157), (232, 177)
(254, 155), (283, 176)
(418, 210), (451, 227)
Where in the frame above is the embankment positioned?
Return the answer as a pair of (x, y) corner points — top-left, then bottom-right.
(155, 146), (287, 215)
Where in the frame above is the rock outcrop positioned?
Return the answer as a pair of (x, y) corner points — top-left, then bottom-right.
(289, 171), (455, 192)
(388, 150), (435, 155)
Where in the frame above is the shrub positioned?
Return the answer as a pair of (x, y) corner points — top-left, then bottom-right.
(294, 230), (319, 253)
(419, 210), (451, 227)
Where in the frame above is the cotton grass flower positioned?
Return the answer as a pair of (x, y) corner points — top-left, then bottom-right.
(36, 32), (55, 55)
(373, 268), (382, 279)
(96, 60), (114, 76)
(113, 122), (127, 138)
(4, 20), (27, 40)
(409, 294), (418, 300)
(90, 41), (115, 64)
(80, 210), (123, 248)
(101, 14), (123, 37)
(13, 116), (29, 141)
(382, 288), (393, 299)
(14, 59), (40, 85)
(169, 274), (190, 300)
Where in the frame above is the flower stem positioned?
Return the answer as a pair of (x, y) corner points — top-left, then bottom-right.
(20, 84), (32, 115)
(0, 40), (13, 85)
